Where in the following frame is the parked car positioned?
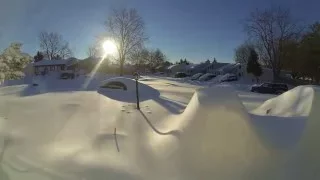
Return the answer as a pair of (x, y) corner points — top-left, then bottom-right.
(251, 83), (288, 94)
(60, 71), (75, 79)
(220, 74), (238, 82)
(154, 72), (165, 75)
(191, 73), (204, 80)
(174, 72), (188, 78)
(198, 73), (216, 81)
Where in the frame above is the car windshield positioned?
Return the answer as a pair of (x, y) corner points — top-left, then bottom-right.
(0, 0), (319, 180)
(192, 73), (203, 78)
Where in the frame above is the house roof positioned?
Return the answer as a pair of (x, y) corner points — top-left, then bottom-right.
(33, 60), (68, 66)
(222, 63), (241, 72)
(168, 64), (184, 70)
(206, 62), (230, 71)
(216, 63), (234, 71)
(33, 59), (77, 66)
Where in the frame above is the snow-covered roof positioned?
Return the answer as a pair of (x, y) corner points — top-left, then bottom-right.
(185, 64), (196, 69)
(33, 60), (68, 66)
(33, 59), (77, 66)
(167, 63), (188, 70)
(216, 63), (241, 73)
(206, 62), (230, 71)
(167, 64), (178, 70)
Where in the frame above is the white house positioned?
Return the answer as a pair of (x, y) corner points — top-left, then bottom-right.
(185, 61), (211, 75)
(166, 63), (189, 75)
(205, 62), (230, 75)
(33, 58), (78, 76)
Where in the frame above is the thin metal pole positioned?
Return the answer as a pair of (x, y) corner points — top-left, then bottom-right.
(136, 79), (140, 110)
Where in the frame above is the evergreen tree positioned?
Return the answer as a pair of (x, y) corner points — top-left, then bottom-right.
(0, 43), (32, 82)
(213, 57), (217, 63)
(34, 51), (44, 62)
(163, 61), (172, 66)
(177, 58), (190, 65)
(299, 22), (320, 82)
(247, 48), (262, 82)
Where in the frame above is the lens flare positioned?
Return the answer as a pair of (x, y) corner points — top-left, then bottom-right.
(102, 40), (117, 55)
(82, 40), (117, 89)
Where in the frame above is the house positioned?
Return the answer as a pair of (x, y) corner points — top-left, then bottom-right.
(166, 63), (189, 75)
(33, 58), (78, 76)
(216, 63), (245, 77)
(243, 67), (292, 83)
(205, 62), (230, 75)
(23, 63), (34, 77)
(185, 61), (211, 75)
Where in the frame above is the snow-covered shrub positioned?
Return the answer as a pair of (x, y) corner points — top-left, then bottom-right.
(0, 43), (32, 83)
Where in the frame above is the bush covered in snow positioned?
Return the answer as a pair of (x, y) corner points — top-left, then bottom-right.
(0, 43), (32, 83)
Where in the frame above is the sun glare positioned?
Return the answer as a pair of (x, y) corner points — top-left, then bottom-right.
(83, 40), (117, 89)
(102, 40), (117, 56)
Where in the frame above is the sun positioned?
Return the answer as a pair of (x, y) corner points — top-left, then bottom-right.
(102, 40), (117, 55)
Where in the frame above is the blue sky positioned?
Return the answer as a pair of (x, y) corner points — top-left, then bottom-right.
(0, 0), (319, 63)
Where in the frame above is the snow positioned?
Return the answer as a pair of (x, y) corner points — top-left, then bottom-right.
(0, 75), (320, 179)
(251, 86), (318, 117)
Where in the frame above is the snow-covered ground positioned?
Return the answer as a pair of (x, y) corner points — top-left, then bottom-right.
(0, 75), (319, 180)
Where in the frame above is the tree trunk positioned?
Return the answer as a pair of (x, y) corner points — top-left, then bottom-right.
(119, 54), (126, 76)
(119, 62), (124, 76)
(272, 68), (280, 82)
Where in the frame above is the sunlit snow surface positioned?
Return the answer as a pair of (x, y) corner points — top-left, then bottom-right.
(0, 76), (319, 180)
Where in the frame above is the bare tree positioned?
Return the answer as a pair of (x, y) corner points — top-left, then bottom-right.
(87, 45), (99, 58)
(129, 48), (149, 72)
(245, 7), (302, 80)
(234, 42), (254, 64)
(105, 8), (147, 75)
(39, 31), (73, 60)
(148, 49), (166, 71)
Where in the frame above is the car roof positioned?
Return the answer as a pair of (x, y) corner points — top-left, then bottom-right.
(263, 82), (287, 85)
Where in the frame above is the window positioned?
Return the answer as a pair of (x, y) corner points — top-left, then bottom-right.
(100, 81), (127, 90)
(61, 65), (65, 70)
(50, 66), (55, 71)
(262, 83), (271, 88)
(272, 84), (288, 89)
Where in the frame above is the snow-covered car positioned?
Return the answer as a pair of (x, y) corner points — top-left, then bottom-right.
(100, 81), (128, 90)
(98, 77), (160, 102)
(154, 72), (165, 75)
(191, 73), (204, 80)
(251, 83), (288, 94)
(220, 74), (238, 82)
(174, 72), (188, 78)
(198, 73), (216, 81)
(60, 71), (75, 79)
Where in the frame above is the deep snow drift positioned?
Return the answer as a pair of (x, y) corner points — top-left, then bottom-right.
(251, 86), (318, 117)
(0, 82), (320, 179)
